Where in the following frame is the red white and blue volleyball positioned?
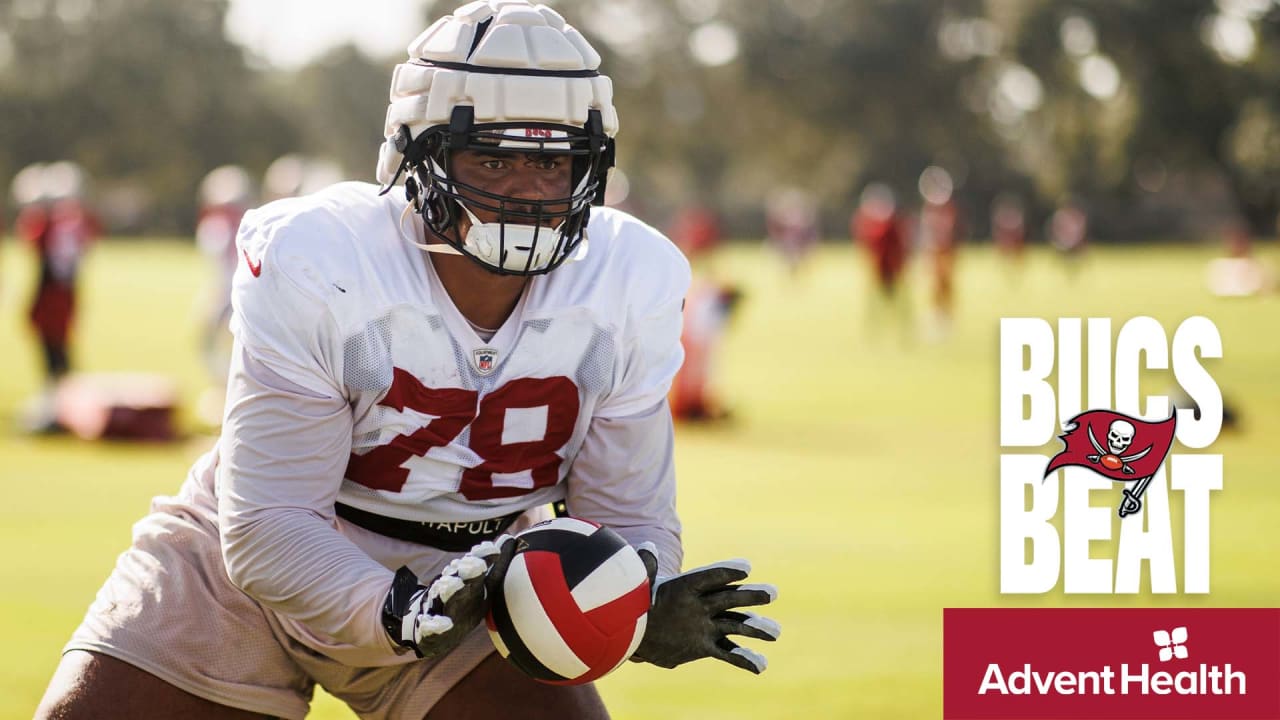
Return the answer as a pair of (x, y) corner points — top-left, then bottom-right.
(486, 517), (651, 685)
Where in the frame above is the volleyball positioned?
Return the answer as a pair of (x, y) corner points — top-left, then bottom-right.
(486, 517), (651, 685)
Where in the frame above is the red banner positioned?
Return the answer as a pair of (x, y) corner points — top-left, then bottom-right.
(944, 608), (1280, 719)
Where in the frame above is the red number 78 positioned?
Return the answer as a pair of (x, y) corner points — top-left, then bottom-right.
(346, 368), (580, 500)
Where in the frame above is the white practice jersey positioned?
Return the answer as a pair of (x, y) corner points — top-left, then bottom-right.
(181, 182), (689, 664)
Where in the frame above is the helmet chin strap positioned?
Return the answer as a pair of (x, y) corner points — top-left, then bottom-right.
(400, 202), (463, 255)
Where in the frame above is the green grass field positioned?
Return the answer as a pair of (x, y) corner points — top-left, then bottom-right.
(1, 237), (1277, 719)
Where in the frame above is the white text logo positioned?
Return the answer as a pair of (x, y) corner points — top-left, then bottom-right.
(998, 317), (1224, 594)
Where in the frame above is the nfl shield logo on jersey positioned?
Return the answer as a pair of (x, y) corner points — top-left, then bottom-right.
(473, 347), (499, 375)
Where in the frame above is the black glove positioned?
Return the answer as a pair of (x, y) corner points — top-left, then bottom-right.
(382, 535), (516, 658)
(631, 545), (780, 673)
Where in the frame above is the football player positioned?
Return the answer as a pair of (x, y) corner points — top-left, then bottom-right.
(990, 192), (1027, 268)
(1049, 195), (1090, 279)
(917, 166), (960, 341)
(764, 186), (819, 277)
(14, 161), (98, 432)
(667, 204), (740, 421)
(195, 165), (255, 385)
(36, 3), (779, 719)
(852, 182), (911, 342)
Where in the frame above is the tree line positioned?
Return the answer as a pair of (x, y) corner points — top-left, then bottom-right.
(2, 0), (1277, 239)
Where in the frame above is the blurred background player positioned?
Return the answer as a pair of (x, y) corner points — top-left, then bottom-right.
(13, 161), (98, 433)
(667, 203), (722, 261)
(852, 182), (911, 342)
(194, 165), (256, 425)
(1205, 220), (1275, 297)
(990, 192), (1027, 272)
(261, 153), (345, 202)
(917, 166), (961, 341)
(764, 186), (819, 278)
(671, 278), (742, 422)
(668, 203), (740, 421)
(8, 164), (51, 296)
(1049, 196), (1089, 279)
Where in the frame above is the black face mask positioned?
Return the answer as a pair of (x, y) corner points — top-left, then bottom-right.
(381, 106), (615, 276)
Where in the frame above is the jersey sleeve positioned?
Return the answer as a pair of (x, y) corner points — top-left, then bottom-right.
(566, 399), (683, 576)
(218, 342), (402, 661)
(595, 218), (692, 419)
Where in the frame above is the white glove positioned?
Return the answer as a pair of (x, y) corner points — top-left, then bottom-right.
(382, 535), (516, 658)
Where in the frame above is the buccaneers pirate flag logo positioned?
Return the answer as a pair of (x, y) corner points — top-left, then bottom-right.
(1045, 410), (1177, 518)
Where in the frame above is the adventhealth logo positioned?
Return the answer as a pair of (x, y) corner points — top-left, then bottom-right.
(1154, 626), (1188, 662)
(978, 623), (1247, 697)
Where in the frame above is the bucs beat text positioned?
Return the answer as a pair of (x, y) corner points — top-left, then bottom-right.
(999, 317), (1223, 594)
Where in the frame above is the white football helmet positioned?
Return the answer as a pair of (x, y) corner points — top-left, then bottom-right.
(378, 0), (618, 275)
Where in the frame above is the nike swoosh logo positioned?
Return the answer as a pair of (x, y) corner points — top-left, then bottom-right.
(241, 247), (262, 277)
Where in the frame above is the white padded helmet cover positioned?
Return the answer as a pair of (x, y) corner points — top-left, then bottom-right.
(377, 0), (618, 184)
